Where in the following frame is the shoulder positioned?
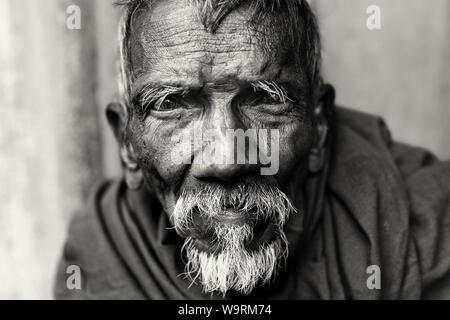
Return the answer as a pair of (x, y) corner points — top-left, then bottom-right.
(54, 180), (143, 299)
(333, 106), (450, 299)
(333, 106), (448, 179)
(332, 106), (450, 213)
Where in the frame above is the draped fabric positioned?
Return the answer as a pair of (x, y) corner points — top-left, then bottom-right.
(54, 107), (450, 300)
(1, 0), (449, 299)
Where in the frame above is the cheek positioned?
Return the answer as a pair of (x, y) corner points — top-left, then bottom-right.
(128, 115), (194, 190)
(276, 119), (314, 178)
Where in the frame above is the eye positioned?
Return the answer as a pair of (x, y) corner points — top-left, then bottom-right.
(259, 92), (284, 105)
(248, 91), (285, 106)
(155, 97), (183, 111)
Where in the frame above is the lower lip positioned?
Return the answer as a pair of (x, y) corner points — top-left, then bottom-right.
(191, 219), (276, 253)
(246, 221), (276, 251)
(212, 212), (250, 225)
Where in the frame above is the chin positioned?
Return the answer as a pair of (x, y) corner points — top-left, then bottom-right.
(181, 221), (288, 296)
(190, 218), (278, 253)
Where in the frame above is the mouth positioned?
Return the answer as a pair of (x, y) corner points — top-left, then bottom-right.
(190, 215), (277, 254)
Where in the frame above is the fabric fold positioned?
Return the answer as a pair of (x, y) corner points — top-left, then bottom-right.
(54, 107), (450, 300)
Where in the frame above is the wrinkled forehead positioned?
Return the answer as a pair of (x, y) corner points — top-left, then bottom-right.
(128, 0), (300, 88)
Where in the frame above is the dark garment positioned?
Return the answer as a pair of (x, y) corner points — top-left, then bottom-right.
(54, 107), (450, 300)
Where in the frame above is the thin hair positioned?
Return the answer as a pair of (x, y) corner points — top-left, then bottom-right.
(252, 80), (294, 104)
(115, 0), (322, 115)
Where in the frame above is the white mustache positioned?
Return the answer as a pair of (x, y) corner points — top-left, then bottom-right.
(172, 179), (296, 236)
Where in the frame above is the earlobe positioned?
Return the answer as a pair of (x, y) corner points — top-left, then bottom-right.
(120, 144), (143, 191)
(308, 126), (326, 173)
(308, 104), (329, 173)
(106, 102), (143, 190)
(308, 83), (334, 173)
(106, 102), (128, 142)
(308, 146), (325, 173)
(125, 167), (144, 190)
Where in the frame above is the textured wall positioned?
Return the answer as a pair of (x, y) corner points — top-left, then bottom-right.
(316, 0), (450, 159)
(0, 0), (103, 299)
(0, 0), (448, 299)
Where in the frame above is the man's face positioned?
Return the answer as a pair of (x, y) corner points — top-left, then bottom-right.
(124, 0), (315, 295)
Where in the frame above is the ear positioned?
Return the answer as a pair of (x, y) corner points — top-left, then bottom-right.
(106, 102), (143, 190)
(120, 143), (144, 190)
(308, 84), (334, 173)
(106, 102), (127, 143)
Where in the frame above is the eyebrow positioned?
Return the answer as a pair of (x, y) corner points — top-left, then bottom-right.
(133, 84), (189, 113)
(250, 80), (294, 103)
(132, 79), (294, 114)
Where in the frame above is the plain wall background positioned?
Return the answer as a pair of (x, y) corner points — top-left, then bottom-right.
(0, 0), (449, 299)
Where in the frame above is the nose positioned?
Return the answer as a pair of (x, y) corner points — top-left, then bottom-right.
(193, 161), (257, 185)
(190, 96), (259, 185)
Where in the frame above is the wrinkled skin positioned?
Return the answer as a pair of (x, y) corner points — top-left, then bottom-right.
(108, 0), (319, 249)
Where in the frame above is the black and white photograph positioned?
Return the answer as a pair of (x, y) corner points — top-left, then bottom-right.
(0, 0), (449, 303)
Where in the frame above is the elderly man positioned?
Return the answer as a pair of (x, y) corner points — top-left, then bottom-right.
(55, 0), (450, 299)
